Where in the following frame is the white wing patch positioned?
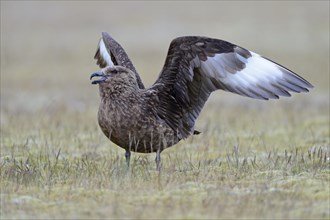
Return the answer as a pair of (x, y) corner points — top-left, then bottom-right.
(99, 38), (114, 67)
(200, 50), (312, 100)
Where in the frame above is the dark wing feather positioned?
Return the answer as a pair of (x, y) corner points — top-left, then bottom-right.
(94, 32), (145, 89)
(150, 36), (313, 139)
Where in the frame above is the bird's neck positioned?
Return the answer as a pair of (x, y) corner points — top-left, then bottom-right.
(99, 84), (140, 101)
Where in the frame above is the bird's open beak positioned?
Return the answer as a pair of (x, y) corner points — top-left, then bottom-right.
(90, 72), (109, 84)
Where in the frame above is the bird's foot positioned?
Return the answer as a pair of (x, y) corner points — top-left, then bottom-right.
(125, 150), (131, 170)
(155, 149), (162, 171)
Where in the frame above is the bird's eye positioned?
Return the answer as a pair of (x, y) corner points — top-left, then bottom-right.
(112, 69), (118, 74)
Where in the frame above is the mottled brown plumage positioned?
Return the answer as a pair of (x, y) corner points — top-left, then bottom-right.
(91, 32), (313, 170)
(93, 66), (179, 153)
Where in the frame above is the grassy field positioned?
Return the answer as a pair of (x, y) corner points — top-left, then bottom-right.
(1, 1), (329, 219)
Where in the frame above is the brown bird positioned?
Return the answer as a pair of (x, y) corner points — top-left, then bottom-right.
(91, 32), (313, 170)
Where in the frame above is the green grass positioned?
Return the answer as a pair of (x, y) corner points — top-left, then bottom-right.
(1, 1), (329, 219)
(1, 103), (329, 219)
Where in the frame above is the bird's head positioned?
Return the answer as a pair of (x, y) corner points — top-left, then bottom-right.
(90, 66), (139, 93)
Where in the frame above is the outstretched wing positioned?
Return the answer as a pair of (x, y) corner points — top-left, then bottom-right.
(94, 32), (145, 89)
(150, 36), (313, 139)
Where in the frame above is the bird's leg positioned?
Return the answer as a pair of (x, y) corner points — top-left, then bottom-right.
(155, 149), (162, 171)
(125, 150), (131, 169)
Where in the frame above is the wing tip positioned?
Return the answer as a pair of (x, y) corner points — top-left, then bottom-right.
(260, 55), (314, 91)
(101, 31), (110, 38)
(305, 82), (314, 89)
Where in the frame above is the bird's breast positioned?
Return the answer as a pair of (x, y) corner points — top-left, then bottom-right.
(97, 100), (180, 153)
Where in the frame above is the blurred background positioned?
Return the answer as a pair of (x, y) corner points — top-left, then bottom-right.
(1, 1), (329, 128)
